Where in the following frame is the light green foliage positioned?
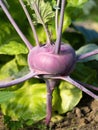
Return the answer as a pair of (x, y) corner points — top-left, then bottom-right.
(53, 81), (82, 114)
(0, 41), (28, 55)
(26, 0), (54, 24)
(67, 0), (88, 7)
(0, 59), (19, 80)
(0, 80), (82, 125)
(0, 82), (47, 124)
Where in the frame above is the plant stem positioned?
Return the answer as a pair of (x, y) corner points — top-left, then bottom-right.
(0, 0), (32, 51)
(33, 2), (51, 44)
(45, 79), (56, 125)
(0, 72), (37, 88)
(19, 0), (40, 46)
(76, 80), (98, 91)
(58, 76), (98, 99)
(55, 0), (66, 54)
(55, 0), (60, 37)
(77, 49), (98, 61)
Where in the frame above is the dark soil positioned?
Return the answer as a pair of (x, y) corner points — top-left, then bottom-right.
(0, 94), (98, 130)
(49, 94), (98, 130)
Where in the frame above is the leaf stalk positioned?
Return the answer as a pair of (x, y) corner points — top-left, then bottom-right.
(33, 2), (51, 44)
(55, 0), (60, 37)
(19, 0), (40, 46)
(0, 0), (33, 51)
(55, 0), (66, 54)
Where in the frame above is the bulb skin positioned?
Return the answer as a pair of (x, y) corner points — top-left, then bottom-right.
(28, 43), (76, 76)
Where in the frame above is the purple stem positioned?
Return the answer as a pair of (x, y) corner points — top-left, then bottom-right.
(19, 0), (40, 46)
(55, 0), (66, 54)
(62, 76), (98, 99)
(0, 0), (33, 51)
(33, 2), (51, 45)
(51, 76), (98, 99)
(76, 80), (98, 91)
(77, 49), (98, 61)
(45, 79), (56, 125)
(0, 72), (37, 88)
(55, 0), (60, 37)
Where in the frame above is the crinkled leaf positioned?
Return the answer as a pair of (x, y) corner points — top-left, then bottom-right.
(0, 59), (19, 80)
(0, 80), (82, 125)
(53, 81), (82, 114)
(27, 0), (54, 24)
(15, 54), (28, 66)
(0, 41), (28, 55)
(0, 91), (14, 103)
(76, 44), (98, 62)
(0, 82), (47, 124)
(0, 22), (17, 45)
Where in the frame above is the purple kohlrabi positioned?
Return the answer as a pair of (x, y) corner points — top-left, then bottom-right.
(0, 0), (98, 126)
(28, 43), (76, 75)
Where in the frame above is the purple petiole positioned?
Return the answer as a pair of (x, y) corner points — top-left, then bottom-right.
(0, 0), (33, 51)
(77, 49), (98, 61)
(51, 76), (98, 99)
(55, 0), (66, 54)
(19, 0), (40, 46)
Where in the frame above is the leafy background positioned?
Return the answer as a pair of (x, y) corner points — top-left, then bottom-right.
(0, 0), (98, 129)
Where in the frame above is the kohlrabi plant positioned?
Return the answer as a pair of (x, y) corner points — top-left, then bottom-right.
(0, 0), (98, 127)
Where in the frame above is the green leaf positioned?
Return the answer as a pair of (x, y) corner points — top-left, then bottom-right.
(1, 82), (47, 123)
(0, 80), (82, 125)
(15, 54), (28, 66)
(0, 41), (28, 55)
(72, 63), (97, 84)
(26, 0), (54, 24)
(53, 81), (82, 114)
(67, 0), (88, 7)
(0, 59), (19, 80)
(76, 44), (98, 62)
(0, 91), (14, 103)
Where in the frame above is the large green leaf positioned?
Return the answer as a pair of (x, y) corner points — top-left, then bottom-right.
(0, 59), (19, 80)
(53, 81), (82, 114)
(0, 41), (28, 55)
(26, 0), (54, 24)
(76, 44), (98, 62)
(1, 82), (47, 124)
(0, 91), (14, 103)
(0, 80), (82, 125)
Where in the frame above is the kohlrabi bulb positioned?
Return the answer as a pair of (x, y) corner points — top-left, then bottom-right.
(28, 43), (76, 75)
